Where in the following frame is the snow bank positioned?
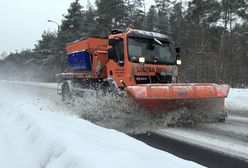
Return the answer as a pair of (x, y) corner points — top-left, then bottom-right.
(0, 82), (203, 168)
(225, 88), (248, 112)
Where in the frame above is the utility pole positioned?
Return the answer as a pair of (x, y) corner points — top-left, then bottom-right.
(47, 20), (60, 32)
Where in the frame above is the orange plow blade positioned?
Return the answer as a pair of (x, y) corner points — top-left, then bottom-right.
(126, 83), (230, 122)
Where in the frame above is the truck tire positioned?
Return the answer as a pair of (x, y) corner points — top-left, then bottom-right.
(62, 80), (73, 103)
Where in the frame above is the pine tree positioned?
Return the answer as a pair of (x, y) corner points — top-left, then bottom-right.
(170, 1), (184, 42)
(218, 0), (248, 82)
(130, 9), (146, 29)
(58, 0), (84, 44)
(95, 0), (126, 35)
(34, 31), (58, 65)
(82, 0), (98, 37)
(189, 0), (221, 50)
(0, 51), (8, 60)
(56, 0), (84, 71)
(145, 5), (158, 31)
(155, 0), (172, 35)
(124, 0), (145, 29)
(230, 22), (248, 85)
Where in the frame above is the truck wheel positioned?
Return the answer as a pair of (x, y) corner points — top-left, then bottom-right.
(62, 81), (73, 103)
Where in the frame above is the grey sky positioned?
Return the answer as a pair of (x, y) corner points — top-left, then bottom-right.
(0, 0), (156, 55)
(0, 0), (81, 54)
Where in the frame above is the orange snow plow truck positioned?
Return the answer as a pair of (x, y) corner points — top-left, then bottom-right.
(57, 29), (229, 122)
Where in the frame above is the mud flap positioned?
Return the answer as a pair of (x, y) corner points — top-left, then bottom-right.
(102, 78), (122, 95)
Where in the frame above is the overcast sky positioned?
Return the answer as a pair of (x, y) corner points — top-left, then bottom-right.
(0, 0), (156, 55)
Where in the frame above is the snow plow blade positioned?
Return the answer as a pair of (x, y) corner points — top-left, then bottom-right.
(126, 83), (229, 122)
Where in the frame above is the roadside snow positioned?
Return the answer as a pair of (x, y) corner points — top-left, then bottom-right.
(225, 88), (248, 112)
(0, 82), (203, 168)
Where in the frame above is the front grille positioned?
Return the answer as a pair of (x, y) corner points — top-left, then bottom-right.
(135, 75), (172, 84)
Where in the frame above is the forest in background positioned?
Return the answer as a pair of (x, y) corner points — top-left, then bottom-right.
(0, 0), (247, 87)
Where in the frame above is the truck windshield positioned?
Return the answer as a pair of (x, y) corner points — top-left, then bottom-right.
(128, 37), (176, 64)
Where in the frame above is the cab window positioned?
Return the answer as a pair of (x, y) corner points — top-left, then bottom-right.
(113, 39), (124, 62)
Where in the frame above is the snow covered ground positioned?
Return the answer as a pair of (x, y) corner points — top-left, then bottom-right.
(225, 88), (248, 113)
(0, 81), (203, 168)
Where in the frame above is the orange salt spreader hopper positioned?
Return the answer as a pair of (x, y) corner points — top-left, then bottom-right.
(57, 28), (229, 122)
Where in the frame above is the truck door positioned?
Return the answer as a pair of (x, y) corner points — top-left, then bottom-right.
(107, 38), (126, 87)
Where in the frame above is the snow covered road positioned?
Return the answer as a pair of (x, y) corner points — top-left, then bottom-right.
(0, 81), (203, 168)
(155, 89), (248, 162)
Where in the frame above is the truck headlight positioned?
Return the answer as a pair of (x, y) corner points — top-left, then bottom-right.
(139, 57), (145, 63)
(176, 60), (182, 65)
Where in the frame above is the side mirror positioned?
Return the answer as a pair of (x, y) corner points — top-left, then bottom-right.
(117, 60), (124, 66)
(108, 48), (116, 60)
(175, 46), (181, 58)
(175, 46), (181, 54)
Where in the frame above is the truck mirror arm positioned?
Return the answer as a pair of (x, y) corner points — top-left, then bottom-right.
(107, 48), (115, 60)
(175, 46), (181, 58)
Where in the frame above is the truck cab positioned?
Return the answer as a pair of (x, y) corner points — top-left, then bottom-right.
(105, 29), (181, 88)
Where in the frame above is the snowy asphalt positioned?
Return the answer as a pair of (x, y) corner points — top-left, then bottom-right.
(132, 112), (248, 167)
(132, 132), (248, 168)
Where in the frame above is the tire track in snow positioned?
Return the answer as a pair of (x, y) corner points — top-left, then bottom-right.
(190, 122), (248, 143)
(227, 115), (248, 126)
